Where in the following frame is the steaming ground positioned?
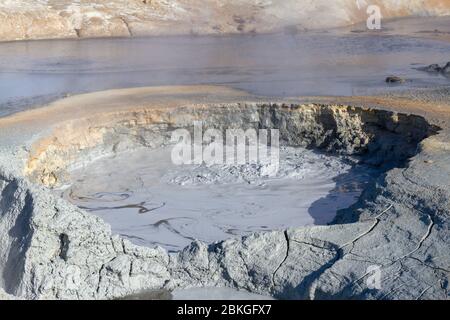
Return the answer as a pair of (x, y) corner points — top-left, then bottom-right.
(58, 145), (378, 252)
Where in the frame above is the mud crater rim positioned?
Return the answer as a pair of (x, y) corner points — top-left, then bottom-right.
(24, 102), (439, 249)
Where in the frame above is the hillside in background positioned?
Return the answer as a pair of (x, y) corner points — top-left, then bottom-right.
(1, 0), (450, 41)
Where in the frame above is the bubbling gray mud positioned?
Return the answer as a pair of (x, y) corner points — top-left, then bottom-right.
(58, 145), (377, 252)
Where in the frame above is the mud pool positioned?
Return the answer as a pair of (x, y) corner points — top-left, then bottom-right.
(58, 145), (378, 252)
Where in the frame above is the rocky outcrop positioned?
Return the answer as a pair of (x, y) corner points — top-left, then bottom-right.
(418, 62), (450, 75)
(1, 99), (448, 300)
(0, 171), (170, 299)
(1, 0), (450, 41)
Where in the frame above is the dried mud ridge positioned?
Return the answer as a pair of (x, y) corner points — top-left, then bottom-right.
(1, 102), (449, 300)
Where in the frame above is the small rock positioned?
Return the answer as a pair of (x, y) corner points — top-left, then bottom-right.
(442, 62), (450, 74)
(419, 63), (441, 73)
(386, 76), (405, 84)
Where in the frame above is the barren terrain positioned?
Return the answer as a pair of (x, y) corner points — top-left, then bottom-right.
(1, 0), (450, 41)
